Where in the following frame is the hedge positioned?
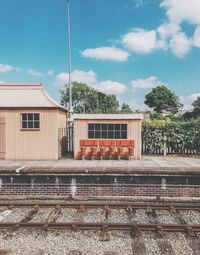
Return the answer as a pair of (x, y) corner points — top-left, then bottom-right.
(142, 118), (200, 155)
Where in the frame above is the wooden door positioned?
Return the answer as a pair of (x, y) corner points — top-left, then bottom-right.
(0, 117), (5, 159)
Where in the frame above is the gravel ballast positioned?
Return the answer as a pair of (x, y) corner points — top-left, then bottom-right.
(0, 206), (199, 254)
(0, 230), (133, 255)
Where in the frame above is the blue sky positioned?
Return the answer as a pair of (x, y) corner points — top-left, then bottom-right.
(0, 0), (200, 110)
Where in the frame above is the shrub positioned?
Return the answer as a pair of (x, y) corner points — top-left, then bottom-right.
(142, 118), (200, 155)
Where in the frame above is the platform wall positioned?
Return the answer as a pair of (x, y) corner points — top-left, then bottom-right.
(0, 174), (199, 198)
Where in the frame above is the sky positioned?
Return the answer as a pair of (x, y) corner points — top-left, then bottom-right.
(0, 0), (200, 110)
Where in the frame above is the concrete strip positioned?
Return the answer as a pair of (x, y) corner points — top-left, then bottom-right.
(0, 166), (200, 175)
(0, 157), (200, 174)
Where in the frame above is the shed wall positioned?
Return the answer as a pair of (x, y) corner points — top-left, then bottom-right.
(74, 119), (141, 159)
(0, 109), (59, 160)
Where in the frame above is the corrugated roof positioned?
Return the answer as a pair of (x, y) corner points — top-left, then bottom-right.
(73, 114), (143, 120)
(0, 83), (67, 112)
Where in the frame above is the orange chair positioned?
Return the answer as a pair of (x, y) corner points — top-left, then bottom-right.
(80, 147), (86, 159)
(98, 147), (107, 160)
(129, 140), (135, 147)
(118, 147), (125, 158)
(81, 140), (98, 146)
(128, 147), (134, 159)
(80, 140), (85, 146)
(116, 140), (122, 147)
(108, 147), (115, 159)
(90, 147), (98, 160)
(99, 140), (105, 147)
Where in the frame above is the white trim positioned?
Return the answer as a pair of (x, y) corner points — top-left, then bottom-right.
(42, 88), (67, 111)
(73, 114), (143, 120)
(20, 112), (40, 130)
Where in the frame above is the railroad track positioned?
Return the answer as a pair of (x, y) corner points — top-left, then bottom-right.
(0, 202), (199, 211)
(0, 202), (200, 235)
(0, 222), (199, 234)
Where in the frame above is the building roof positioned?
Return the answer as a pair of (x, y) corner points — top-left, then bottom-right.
(73, 114), (143, 120)
(0, 83), (67, 112)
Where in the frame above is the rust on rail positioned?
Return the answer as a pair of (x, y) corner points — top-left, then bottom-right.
(0, 202), (199, 211)
(0, 222), (200, 234)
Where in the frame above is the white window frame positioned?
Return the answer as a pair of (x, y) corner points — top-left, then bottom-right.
(20, 113), (40, 130)
(88, 123), (128, 139)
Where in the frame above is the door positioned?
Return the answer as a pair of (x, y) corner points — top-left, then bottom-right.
(0, 117), (5, 159)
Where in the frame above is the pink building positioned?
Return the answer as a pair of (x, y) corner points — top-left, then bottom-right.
(0, 84), (67, 160)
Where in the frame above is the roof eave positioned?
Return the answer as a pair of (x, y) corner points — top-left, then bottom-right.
(0, 106), (68, 112)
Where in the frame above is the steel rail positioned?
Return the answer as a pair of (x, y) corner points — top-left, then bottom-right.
(0, 222), (199, 233)
(0, 202), (199, 211)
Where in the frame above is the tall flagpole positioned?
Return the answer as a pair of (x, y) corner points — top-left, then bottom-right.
(67, 0), (73, 119)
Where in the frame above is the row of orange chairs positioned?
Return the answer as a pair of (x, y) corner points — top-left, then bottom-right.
(79, 139), (134, 160)
(80, 139), (134, 147)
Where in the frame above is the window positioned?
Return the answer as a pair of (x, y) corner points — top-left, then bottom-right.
(21, 113), (40, 129)
(88, 123), (127, 139)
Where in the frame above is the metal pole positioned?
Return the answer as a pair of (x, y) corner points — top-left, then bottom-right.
(67, 0), (73, 119)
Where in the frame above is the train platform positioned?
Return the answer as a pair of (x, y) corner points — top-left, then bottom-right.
(0, 156), (200, 174)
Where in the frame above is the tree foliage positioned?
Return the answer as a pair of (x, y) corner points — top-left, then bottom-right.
(120, 103), (133, 113)
(192, 96), (200, 109)
(142, 119), (200, 155)
(145, 85), (183, 114)
(60, 82), (100, 113)
(60, 82), (131, 114)
(102, 94), (119, 114)
(183, 96), (200, 120)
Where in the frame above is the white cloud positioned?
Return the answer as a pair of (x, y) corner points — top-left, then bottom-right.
(55, 70), (97, 88)
(55, 69), (127, 95)
(170, 32), (192, 57)
(160, 0), (200, 25)
(180, 92), (200, 109)
(28, 68), (43, 77)
(0, 64), (13, 73)
(134, 0), (144, 8)
(98, 80), (127, 95)
(15, 67), (22, 71)
(193, 25), (200, 47)
(120, 1), (200, 58)
(0, 80), (5, 83)
(121, 25), (192, 57)
(187, 92), (200, 102)
(132, 76), (163, 91)
(47, 70), (54, 76)
(157, 22), (181, 39)
(81, 47), (129, 62)
(89, 0), (200, 61)
(122, 29), (163, 54)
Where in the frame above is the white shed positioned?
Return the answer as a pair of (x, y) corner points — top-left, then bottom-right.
(73, 114), (143, 160)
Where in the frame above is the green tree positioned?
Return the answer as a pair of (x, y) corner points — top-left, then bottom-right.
(145, 85), (182, 114)
(120, 103), (133, 113)
(183, 96), (200, 120)
(60, 82), (128, 114)
(102, 94), (119, 114)
(60, 82), (100, 113)
(192, 96), (200, 109)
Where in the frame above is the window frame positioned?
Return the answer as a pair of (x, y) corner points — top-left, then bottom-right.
(20, 113), (40, 131)
(88, 123), (128, 139)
